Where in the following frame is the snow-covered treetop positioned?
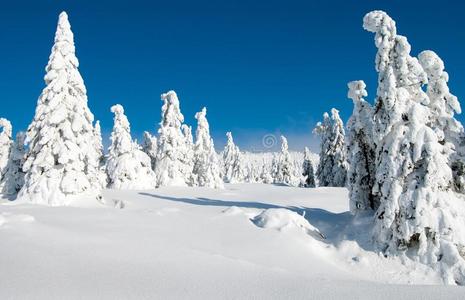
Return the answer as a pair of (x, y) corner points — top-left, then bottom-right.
(419, 50), (461, 115)
(195, 107), (208, 128)
(111, 104), (125, 115)
(109, 104), (133, 155)
(94, 120), (103, 151)
(195, 107), (212, 149)
(314, 112), (330, 136)
(226, 131), (234, 144)
(363, 10), (428, 142)
(304, 147), (312, 160)
(304, 146), (309, 156)
(280, 135), (289, 153)
(348, 80), (368, 103)
(182, 124), (193, 145)
(394, 36), (427, 92)
(0, 118), (12, 139)
(223, 131), (240, 158)
(27, 10), (94, 146)
(347, 80), (373, 132)
(160, 91), (184, 129)
(44, 12), (84, 92)
(363, 11), (396, 73)
(55, 12), (73, 43)
(330, 108), (345, 136)
(364, 10), (427, 94)
(419, 50), (445, 81)
(223, 131), (238, 155)
(363, 10), (396, 34)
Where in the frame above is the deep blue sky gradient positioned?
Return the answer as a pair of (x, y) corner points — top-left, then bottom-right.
(0, 0), (464, 151)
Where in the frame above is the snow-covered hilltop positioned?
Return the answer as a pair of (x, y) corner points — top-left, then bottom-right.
(1, 9), (465, 298)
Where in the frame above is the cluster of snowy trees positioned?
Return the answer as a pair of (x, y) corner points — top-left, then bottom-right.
(309, 10), (465, 284)
(221, 134), (317, 187)
(323, 11), (465, 285)
(0, 12), (220, 204)
(0, 12), (321, 207)
(365, 11), (465, 285)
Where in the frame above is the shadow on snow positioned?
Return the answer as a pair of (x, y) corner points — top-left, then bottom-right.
(138, 192), (374, 252)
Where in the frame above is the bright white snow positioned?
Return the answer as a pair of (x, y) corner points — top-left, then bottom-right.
(1, 184), (464, 299)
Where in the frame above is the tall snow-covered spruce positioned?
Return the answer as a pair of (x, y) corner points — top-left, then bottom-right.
(0, 132), (26, 195)
(301, 147), (315, 188)
(314, 109), (348, 187)
(222, 132), (244, 183)
(0, 118), (13, 185)
(18, 12), (103, 205)
(154, 91), (192, 187)
(273, 135), (297, 186)
(346, 81), (376, 212)
(106, 105), (156, 189)
(91, 120), (107, 189)
(361, 10), (465, 284)
(192, 107), (223, 188)
(181, 124), (195, 184)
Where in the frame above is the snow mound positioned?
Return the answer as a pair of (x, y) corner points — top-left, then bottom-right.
(252, 208), (324, 239)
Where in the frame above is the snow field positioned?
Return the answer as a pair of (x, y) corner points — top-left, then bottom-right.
(1, 184), (464, 299)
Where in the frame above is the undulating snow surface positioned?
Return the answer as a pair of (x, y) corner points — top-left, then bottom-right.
(1, 184), (463, 299)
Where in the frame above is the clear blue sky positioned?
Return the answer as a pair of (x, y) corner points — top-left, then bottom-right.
(0, 0), (464, 152)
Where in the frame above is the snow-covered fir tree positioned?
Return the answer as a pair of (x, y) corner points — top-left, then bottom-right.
(301, 147), (315, 188)
(273, 136), (297, 186)
(0, 132), (26, 195)
(0, 118), (12, 183)
(363, 10), (465, 284)
(222, 132), (244, 183)
(293, 159), (303, 184)
(92, 120), (108, 188)
(154, 91), (192, 187)
(314, 109), (348, 187)
(181, 124), (195, 184)
(18, 12), (103, 205)
(93, 120), (104, 161)
(106, 105), (156, 189)
(314, 112), (332, 186)
(192, 107), (223, 188)
(418, 50), (465, 193)
(270, 153), (279, 183)
(329, 109), (348, 186)
(244, 162), (259, 183)
(260, 160), (273, 184)
(346, 80), (376, 212)
(142, 131), (158, 170)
